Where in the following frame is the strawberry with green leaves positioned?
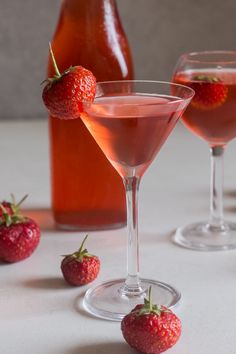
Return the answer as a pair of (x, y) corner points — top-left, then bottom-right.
(42, 44), (96, 120)
(61, 235), (100, 286)
(0, 195), (40, 263)
(121, 288), (181, 354)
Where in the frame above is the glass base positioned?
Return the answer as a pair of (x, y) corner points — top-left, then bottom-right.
(173, 221), (236, 251)
(83, 278), (181, 321)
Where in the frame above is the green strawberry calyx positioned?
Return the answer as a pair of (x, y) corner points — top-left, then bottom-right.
(62, 235), (94, 264)
(0, 194), (28, 227)
(136, 287), (170, 316)
(193, 75), (222, 83)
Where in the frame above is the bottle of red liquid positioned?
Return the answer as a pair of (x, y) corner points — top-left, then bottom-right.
(48, 0), (134, 230)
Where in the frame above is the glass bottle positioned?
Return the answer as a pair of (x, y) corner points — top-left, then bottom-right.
(48, 0), (134, 230)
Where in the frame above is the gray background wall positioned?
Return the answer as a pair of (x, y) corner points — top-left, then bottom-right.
(1, 0), (236, 120)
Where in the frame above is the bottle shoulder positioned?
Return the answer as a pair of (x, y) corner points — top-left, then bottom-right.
(48, 2), (134, 79)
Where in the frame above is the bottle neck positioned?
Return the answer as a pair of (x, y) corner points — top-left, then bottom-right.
(63, 0), (117, 17)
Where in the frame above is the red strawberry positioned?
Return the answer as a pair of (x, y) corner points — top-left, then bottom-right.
(61, 235), (100, 286)
(0, 195), (40, 263)
(42, 43), (96, 120)
(190, 75), (228, 110)
(121, 288), (181, 354)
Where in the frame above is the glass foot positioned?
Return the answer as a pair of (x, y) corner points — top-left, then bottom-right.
(83, 278), (181, 321)
(173, 221), (236, 251)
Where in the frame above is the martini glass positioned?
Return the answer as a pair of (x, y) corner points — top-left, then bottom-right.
(173, 51), (236, 251)
(81, 80), (194, 321)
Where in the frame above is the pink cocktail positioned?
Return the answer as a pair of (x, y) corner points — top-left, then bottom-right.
(82, 94), (181, 177)
(81, 81), (194, 320)
(173, 51), (236, 251)
(174, 69), (236, 146)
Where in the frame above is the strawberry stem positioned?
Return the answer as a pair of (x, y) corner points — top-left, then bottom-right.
(15, 194), (28, 208)
(11, 194), (16, 205)
(61, 235), (92, 264)
(49, 42), (61, 78)
(78, 234), (89, 254)
(148, 287), (152, 311)
(135, 286), (171, 317)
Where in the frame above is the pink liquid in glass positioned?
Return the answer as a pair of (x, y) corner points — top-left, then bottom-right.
(82, 94), (183, 177)
(174, 69), (236, 146)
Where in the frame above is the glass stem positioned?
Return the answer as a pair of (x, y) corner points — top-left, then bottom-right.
(209, 145), (225, 228)
(123, 176), (142, 294)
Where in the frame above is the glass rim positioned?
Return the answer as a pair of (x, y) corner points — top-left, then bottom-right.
(179, 50), (236, 65)
(93, 80), (195, 106)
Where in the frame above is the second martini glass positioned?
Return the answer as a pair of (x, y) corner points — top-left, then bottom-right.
(81, 80), (194, 321)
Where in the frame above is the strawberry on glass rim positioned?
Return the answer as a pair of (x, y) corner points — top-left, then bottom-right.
(42, 43), (96, 120)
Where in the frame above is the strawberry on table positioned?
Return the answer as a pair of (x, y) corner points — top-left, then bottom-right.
(42, 43), (96, 120)
(0, 195), (40, 263)
(190, 75), (228, 110)
(121, 288), (181, 354)
(61, 235), (100, 286)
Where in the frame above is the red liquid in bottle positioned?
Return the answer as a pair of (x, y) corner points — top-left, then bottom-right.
(48, 0), (134, 229)
(174, 69), (236, 146)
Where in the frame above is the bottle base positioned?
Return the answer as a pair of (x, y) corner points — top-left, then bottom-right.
(56, 221), (126, 231)
(53, 210), (126, 231)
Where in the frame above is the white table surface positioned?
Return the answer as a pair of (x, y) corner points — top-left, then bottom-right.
(1, 120), (236, 354)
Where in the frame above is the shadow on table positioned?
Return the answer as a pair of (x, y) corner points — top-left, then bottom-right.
(22, 276), (68, 290)
(224, 189), (236, 213)
(66, 342), (134, 354)
(225, 189), (236, 198)
(225, 205), (236, 213)
(0, 260), (12, 266)
(140, 230), (176, 246)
